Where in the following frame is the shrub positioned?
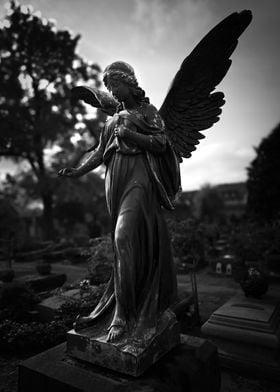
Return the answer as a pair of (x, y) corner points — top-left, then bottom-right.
(87, 236), (113, 284)
(229, 222), (280, 263)
(167, 218), (207, 267)
(0, 319), (67, 355)
(57, 284), (105, 328)
(0, 284), (40, 322)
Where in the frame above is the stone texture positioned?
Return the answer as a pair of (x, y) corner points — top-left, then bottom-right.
(37, 289), (82, 321)
(202, 293), (280, 347)
(37, 286), (102, 321)
(18, 335), (220, 392)
(67, 310), (180, 377)
(202, 293), (280, 380)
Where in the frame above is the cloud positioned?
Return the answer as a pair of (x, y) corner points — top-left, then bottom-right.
(180, 140), (255, 190)
(130, 0), (213, 49)
(132, 0), (167, 44)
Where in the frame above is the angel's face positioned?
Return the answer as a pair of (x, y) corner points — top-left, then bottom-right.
(107, 78), (131, 102)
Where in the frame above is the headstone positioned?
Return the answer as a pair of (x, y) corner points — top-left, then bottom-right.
(216, 262), (222, 274)
(17, 273), (66, 292)
(37, 287), (99, 321)
(202, 293), (280, 380)
(225, 263), (232, 276)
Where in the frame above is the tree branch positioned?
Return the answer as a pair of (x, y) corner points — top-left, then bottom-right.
(26, 154), (40, 178)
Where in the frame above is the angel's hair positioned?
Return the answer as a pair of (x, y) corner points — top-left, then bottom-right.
(116, 85), (150, 112)
(103, 61), (150, 111)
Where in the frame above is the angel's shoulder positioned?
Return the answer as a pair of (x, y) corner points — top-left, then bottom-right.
(142, 103), (164, 128)
(142, 103), (158, 116)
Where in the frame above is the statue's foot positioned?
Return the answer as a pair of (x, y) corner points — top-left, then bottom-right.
(106, 325), (125, 342)
(73, 315), (95, 331)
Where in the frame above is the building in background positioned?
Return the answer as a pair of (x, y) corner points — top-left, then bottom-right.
(177, 182), (247, 221)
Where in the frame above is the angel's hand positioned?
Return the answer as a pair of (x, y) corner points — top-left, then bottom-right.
(58, 168), (79, 178)
(114, 125), (130, 139)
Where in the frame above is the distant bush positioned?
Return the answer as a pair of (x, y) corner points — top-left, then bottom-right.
(229, 222), (280, 263)
(0, 282), (105, 356)
(87, 236), (113, 284)
(0, 284), (40, 322)
(167, 218), (209, 267)
(0, 198), (25, 247)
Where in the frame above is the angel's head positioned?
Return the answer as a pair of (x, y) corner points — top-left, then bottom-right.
(103, 61), (149, 109)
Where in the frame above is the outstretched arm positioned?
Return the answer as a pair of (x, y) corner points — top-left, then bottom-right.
(58, 148), (103, 178)
(58, 131), (105, 178)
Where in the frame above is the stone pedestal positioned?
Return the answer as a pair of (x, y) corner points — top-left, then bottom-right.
(67, 310), (180, 377)
(18, 335), (221, 392)
(201, 293), (280, 380)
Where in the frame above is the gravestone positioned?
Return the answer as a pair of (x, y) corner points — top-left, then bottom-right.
(18, 273), (66, 292)
(202, 292), (280, 380)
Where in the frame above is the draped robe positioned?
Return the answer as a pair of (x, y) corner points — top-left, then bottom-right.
(86, 103), (180, 338)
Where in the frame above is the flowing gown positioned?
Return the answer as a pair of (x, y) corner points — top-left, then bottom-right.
(86, 103), (179, 339)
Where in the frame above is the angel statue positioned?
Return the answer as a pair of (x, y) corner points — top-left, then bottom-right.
(59, 10), (252, 351)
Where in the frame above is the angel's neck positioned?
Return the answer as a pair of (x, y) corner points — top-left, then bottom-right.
(122, 96), (139, 110)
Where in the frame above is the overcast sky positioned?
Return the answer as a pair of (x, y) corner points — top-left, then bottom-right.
(1, 0), (280, 190)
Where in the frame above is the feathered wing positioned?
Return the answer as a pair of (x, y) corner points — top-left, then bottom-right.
(159, 10), (252, 161)
(71, 86), (118, 116)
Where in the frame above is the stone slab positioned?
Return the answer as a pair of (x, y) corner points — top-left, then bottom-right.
(67, 310), (181, 377)
(18, 273), (67, 292)
(36, 295), (69, 321)
(202, 293), (280, 348)
(37, 289), (81, 321)
(18, 335), (221, 392)
(37, 286), (100, 321)
(201, 293), (280, 380)
(214, 339), (280, 381)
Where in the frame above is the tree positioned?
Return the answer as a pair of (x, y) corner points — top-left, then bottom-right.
(54, 172), (110, 239)
(247, 123), (280, 222)
(0, 2), (106, 238)
(1, 168), (109, 241)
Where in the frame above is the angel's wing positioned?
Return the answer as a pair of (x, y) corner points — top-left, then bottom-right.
(71, 86), (118, 116)
(159, 10), (252, 161)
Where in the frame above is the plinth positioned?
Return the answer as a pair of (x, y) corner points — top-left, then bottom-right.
(67, 309), (180, 376)
(201, 293), (280, 380)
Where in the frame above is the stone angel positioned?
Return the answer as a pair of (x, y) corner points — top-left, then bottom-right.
(59, 11), (252, 346)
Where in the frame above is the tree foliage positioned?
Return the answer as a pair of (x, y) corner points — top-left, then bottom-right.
(54, 172), (110, 239)
(0, 2), (106, 238)
(193, 184), (225, 223)
(247, 123), (280, 221)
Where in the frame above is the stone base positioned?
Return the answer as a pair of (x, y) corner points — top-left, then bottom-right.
(18, 335), (221, 392)
(201, 293), (280, 380)
(67, 310), (180, 377)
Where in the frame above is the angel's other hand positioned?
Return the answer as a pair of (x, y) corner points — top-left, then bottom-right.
(114, 125), (129, 139)
(58, 168), (79, 177)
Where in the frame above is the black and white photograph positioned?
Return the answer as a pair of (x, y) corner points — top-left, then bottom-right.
(0, 1), (280, 391)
